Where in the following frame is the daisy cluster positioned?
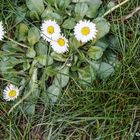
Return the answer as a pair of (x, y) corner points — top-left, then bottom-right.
(0, 20), (97, 54)
(41, 20), (97, 54)
(0, 19), (97, 101)
(41, 20), (69, 54)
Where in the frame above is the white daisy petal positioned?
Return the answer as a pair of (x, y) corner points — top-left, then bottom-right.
(40, 20), (61, 42)
(0, 21), (5, 41)
(50, 35), (69, 54)
(3, 84), (19, 101)
(74, 20), (97, 43)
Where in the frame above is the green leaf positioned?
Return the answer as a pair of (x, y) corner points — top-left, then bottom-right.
(41, 7), (53, 19)
(47, 56), (54, 65)
(62, 18), (76, 29)
(108, 35), (120, 52)
(35, 42), (48, 55)
(86, 0), (102, 18)
(58, 0), (71, 9)
(47, 0), (57, 5)
(75, 3), (88, 19)
(42, 12), (62, 24)
(104, 50), (118, 66)
(29, 11), (40, 20)
(94, 17), (110, 39)
(51, 52), (67, 62)
(53, 66), (69, 88)
(72, 0), (87, 3)
(78, 66), (96, 85)
(69, 36), (81, 50)
(95, 38), (109, 51)
(0, 56), (22, 73)
(98, 62), (114, 80)
(2, 42), (23, 53)
(35, 55), (47, 66)
(23, 59), (30, 71)
(16, 23), (29, 42)
(45, 66), (57, 77)
(26, 47), (36, 58)
(90, 60), (100, 71)
(3, 72), (21, 83)
(23, 103), (35, 115)
(28, 27), (40, 46)
(87, 46), (103, 60)
(26, 0), (45, 15)
(15, 7), (26, 24)
(47, 84), (61, 103)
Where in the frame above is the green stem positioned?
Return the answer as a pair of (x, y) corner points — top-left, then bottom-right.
(102, 0), (129, 18)
(4, 35), (28, 48)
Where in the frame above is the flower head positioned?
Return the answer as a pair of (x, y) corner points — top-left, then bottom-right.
(41, 20), (61, 42)
(3, 84), (19, 101)
(0, 21), (5, 41)
(74, 20), (97, 43)
(50, 35), (69, 54)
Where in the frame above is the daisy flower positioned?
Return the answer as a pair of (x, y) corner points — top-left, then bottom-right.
(74, 20), (97, 43)
(3, 84), (19, 101)
(0, 21), (5, 41)
(41, 20), (61, 42)
(50, 35), (69, 54)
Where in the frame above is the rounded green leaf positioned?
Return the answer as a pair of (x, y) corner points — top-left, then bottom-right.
(15, 7), (26, 24)
(94, 17), (110, 39)
(16, 23), (29, 42)
(62, 18), (76, 29)
(53, 66), (69, 88)
(23, 60), (30, 71)
(35, 42), (48, 55)
(42, 12), (62, 24)
(28, 27), (40, 46)
(35, 55), (47, 66)
(26, 0), (45, 15)
(78, 66), (96, 85)
(86, 0), (102, 18)
(75, 3), (88, 19)
(23, 103), (35, 115)
(26, 47), (36, 58)
(95, 38), (109, 51)
(51, 52), (67, 62)
(98, 62), (114, 80)
(87, 46), (103, 60)
(29, 11), (40, 20)
(58, 0), (71, 9)
(47, 84), (61, 103)
(2, 42), (23, 53)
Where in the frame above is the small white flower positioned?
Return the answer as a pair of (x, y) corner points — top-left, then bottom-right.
(50, 35), (69, 54)
(0, 21), (5, 41)
(74, 20), (97, 43)
(3, 84), (19, 101)
(41, 20), (61, 42)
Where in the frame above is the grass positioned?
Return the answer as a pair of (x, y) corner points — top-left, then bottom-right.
(0, 0), (140, 139)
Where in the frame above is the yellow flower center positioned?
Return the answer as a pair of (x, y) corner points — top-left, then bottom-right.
(9, 90), (16, 97)
(47, 26), (54, 34)
(57, 38), (65, 47)
(81, 27), (90, 35)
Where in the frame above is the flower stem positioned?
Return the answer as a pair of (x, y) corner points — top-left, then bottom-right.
(4, 35), (28, 48)
(102, 0), (129, 18)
